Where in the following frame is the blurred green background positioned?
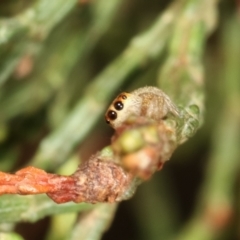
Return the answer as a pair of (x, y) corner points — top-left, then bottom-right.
(0, 0), (240, 240)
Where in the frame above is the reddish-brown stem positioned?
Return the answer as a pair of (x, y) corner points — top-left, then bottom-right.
(0, 119), (177, 204)
(0, 166), (76, 203)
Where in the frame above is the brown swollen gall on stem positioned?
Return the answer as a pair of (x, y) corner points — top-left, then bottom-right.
(48, 153), (135, 203)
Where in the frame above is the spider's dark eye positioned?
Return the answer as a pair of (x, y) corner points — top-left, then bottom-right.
(114, 101), (124, 111)
(121, 94), (127, 100)
(107, 110), (117, 120)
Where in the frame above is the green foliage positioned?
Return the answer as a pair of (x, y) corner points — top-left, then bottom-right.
(0, 0), (239, 239)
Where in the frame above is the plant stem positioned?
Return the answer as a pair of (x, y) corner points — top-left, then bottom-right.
(176, 14), (240, 240)
(0, 195), (93, 223)
(69, 203), (117, 240)
(158, 0), (218, 143)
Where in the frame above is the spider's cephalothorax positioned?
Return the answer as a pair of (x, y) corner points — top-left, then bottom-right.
(105, 86), (179, 129)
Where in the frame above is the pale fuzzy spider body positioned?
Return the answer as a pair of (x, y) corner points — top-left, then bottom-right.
(105, 86), (179, 129)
